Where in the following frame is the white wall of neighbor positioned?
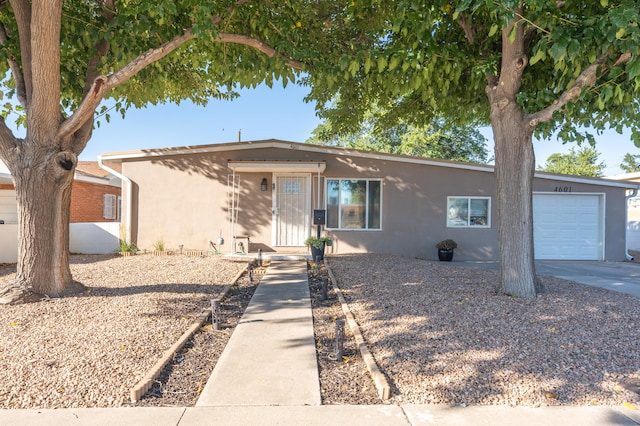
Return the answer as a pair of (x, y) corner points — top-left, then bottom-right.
(0, 223), (19, 263)
(0, 222), (120, 263)
(69, 222), (120, 255)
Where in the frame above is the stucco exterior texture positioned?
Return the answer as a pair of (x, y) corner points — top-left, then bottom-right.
(114, 141), (631, 262)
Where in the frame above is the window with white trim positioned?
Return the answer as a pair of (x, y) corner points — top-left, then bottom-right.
(326, 179), (382, 230)
(103, 194), (117, 220)
(447, 196), (490, 228)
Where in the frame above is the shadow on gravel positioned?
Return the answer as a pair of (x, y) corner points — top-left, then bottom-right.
(328, 254), (640, 406)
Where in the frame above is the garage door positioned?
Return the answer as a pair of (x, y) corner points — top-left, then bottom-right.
(533, 193), (603, 260)
(0, 190), (18, 224)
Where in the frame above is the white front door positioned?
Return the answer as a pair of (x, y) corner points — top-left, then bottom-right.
(273, 174), (311, 246)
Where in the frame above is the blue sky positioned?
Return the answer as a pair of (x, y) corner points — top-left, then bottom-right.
(5, 82), (639, 176)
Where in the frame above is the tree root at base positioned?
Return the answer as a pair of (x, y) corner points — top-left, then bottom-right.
(0, 280), (87, 305)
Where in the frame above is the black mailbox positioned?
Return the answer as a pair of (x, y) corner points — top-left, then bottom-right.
(313, 209), (326, 225)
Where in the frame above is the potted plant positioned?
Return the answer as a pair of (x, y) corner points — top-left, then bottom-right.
(436, 239), (457, 261)
(305, 236), (332, 261)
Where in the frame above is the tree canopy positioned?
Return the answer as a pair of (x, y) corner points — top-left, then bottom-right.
(539, 147), (606, 177)
(306, 112), (490, 163)
(620, 153), (640, 173)
(307, 1), (640, 144)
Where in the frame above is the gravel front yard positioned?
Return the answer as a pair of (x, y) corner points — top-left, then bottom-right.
(1, 253), (639, 409)
(0, 254), (246, 409)
(327, 254), (640, 407)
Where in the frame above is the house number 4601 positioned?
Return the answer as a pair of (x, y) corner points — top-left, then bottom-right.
(554, 186), (572, 192)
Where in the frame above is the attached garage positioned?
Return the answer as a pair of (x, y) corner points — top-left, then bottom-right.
(533, 193), (604, 260)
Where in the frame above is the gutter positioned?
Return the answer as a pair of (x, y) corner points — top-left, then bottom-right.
(625, 187), (639, 261)
(97, 156), (132, 244)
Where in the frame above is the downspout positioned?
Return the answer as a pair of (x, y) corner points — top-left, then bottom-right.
(97, 155), (132, 244)
(625, 186), (639, 261)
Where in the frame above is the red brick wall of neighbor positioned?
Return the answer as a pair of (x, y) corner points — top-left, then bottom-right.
(70, 181), (121, 223)
(0, 184), (13, 190)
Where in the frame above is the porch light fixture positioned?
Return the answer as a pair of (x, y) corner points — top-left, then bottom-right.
(260, 178), (268, 191)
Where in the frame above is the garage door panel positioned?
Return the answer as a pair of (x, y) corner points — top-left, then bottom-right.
(533, 194), (603, 260)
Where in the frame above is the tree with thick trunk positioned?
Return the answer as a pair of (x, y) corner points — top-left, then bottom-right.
(0, 0), (358, 304)
(309, 1), (640, 297)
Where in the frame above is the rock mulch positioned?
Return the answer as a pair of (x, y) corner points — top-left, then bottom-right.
(2, 253), (639, 408)
(0, 254), (246, 408)
(308, 260), (382, 405)
(327, 254), (640, 407)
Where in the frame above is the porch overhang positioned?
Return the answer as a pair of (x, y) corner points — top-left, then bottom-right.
(228, 160), (326, 173)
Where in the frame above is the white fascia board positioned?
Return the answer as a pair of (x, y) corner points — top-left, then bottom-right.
(534, 172), (640, 189)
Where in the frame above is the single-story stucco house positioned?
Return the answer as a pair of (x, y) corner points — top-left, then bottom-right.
(99, 139), (640, 262)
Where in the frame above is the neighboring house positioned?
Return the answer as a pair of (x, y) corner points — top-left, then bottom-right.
(0, 160), (122, 262)
(607, 171), (640, 253)
(0, 160), (122, 224)
(72, 161), (122, 223)
(100, 139), (639, 261)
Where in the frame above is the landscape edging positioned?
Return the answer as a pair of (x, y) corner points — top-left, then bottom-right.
(325, 259), (392, 400)
(129, 266), (248, 402)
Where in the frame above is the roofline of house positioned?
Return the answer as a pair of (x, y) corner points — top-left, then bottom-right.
(607, 171), (640, 180)
(74, 173), (113, 185)
(99, 139), (640, 190)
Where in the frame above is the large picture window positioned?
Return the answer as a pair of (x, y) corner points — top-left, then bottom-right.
(447, 196), (490, 228)
(326, 179), (381, 230)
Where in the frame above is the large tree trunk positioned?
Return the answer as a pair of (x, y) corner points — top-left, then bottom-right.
(490, 103), (544, 298)
(0, 145), (78, 304)
(484, 10), (544, 299)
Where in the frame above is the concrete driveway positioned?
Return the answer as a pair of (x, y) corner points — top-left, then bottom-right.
(460, 260), (640, 298)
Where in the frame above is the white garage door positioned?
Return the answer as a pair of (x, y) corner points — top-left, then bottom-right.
(0, 190), (18, 224)
(533, 193), (604, 260)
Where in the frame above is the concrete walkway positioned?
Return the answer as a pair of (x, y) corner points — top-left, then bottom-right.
(2, 258), (640, 425)
(196, 260), (321, 407)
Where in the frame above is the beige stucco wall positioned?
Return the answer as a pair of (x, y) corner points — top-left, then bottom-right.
(120, 144), (630, 261)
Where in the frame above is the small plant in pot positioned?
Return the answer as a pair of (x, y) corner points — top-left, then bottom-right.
(305, 236), (332, 262)
(436, 239), (457, 261)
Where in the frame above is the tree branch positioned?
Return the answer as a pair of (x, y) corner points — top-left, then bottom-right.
(527, 55), (608, 127)
(9, 0), (32, 105)
(0, 116), (19, 165)
(58, 29), (305, 140)
(69, 0), (116, 155)
(27, 0), (62, 137)
(0, 23), (27, 107)
(457, 12), (476, 45)
(216, 33), (304, 70)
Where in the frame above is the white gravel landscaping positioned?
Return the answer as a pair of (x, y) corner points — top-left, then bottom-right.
(327, 254), (640, 407)
(1, 252), (639, 409)
(0, 254), (246, 409)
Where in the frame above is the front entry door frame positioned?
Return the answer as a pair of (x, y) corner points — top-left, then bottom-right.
(272, 173), (311, 247)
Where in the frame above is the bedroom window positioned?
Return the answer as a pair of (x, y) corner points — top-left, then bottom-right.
(326, 179), (381, 230)
(447, 196), (490, 228)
